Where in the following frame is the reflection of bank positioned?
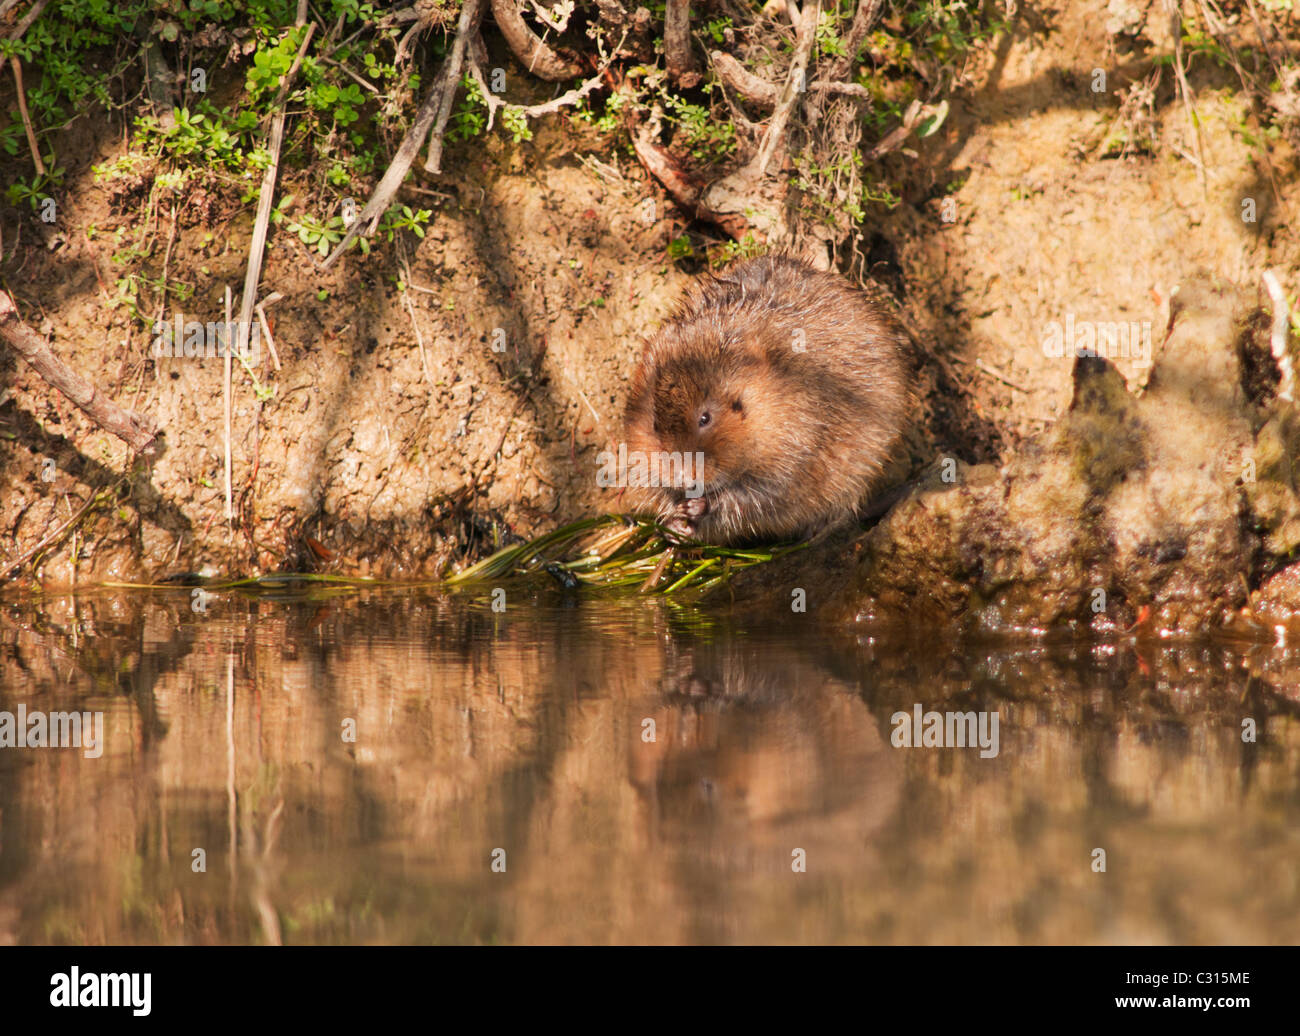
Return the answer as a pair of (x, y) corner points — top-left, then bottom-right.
(629, 639), (902, 890)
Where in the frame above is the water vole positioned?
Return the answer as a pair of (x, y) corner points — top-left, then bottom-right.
(621, 254), (912, 543)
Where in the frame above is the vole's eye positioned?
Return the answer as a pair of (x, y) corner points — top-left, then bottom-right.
(698, 410), (711, 428)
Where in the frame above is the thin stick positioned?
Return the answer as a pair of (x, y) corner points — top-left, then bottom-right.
(1167, 0), (1208, 197)
(742, 0), (819, 180)
(467, 30), (626, 130)
(863, 99), (925, 161)
(154, 201), (179, 325)
(4, 0), (51, 172)
(9, 56), (45, 175)
(224, 285), (233, 521)
(424, 0), (487, 173)
(254, 302), (281, 371)
(317, 54), (380, 94)
(575, 386), (602, 425)
(1240, 0), (1286, 83)
(0, 291), (158, 453)
(827, 0), (884, 81)
(235, 11), (315, 364)
(400, 286), (432, 385)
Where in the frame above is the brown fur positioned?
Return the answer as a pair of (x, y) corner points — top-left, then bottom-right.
(621, 254), (912, 543)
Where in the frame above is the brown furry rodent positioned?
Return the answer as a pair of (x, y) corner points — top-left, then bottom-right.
(621, 254), (912, 544)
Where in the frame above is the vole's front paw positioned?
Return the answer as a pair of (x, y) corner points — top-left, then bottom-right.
(664, 496), (708, 541)
(664, 514), (697, 540)
(681, 496), (709, 519)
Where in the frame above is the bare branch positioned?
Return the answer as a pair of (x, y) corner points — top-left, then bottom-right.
(664, 0), (698, 86)
(863, 98), (924, 160)
(5, 0), (52, 175)
(742, 0), (818, 180)
(0, 292), (160, 455)
(490, 0), (583, 82)
(467, 29), (625, 129)
(9, 57), (43, 174)
(322, 0), (487, 265)
(631, 124), (751, 240)
(828, 0), (884, 80)
(0, 485), (114, 583)
(711, 50), (872, 108)
(236, 11), (316, 370)
(424, 0), (488, 172)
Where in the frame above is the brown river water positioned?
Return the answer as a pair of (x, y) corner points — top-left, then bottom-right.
(1, 584), (1297, 944)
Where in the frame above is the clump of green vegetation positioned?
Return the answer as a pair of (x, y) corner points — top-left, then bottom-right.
(707, 233), (766, 267)
(5, 168), (65, 209)
(658, 79), (738, 163)
(444, 514), (806, 596)
(789, 0), (1006, 234)
(2, 0), (1014, 285)
(447, 72), (488, 142)
(4, 1), (455, 328)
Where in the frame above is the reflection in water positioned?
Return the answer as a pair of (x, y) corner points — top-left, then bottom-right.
(0, 589), (1297, 944)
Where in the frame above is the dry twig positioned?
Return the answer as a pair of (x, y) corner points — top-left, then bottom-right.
(664, 0), (698, 86)
(711, 51), (873, 108)
(490, 0), (582, 82)
(466, 29), (625, 130)
(9, 57), (43, 175)
(0, 486), (112, 582)
(223, 285), (233, 521)
(5, 0), (52, 175)
(827, 0), (884, 80)
(323, 0), (486, 264)
(0, 291), (159, 454)
(235, 6), (314, 362)
(742, 0), (819, 180)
